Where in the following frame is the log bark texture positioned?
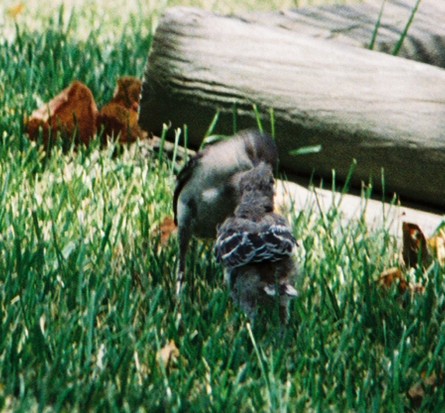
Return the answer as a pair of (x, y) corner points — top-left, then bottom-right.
(238, 0), (445, 69)
(139, 6), (445, 209)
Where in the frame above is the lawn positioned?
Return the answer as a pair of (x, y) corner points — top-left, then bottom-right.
(1, 1), (444, 412)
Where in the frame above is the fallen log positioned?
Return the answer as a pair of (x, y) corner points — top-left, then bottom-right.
(238, 0), (445, 69)
(274, 179), (443, 240)
(139, 7), (445, 209)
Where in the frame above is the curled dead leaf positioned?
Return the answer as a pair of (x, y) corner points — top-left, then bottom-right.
(377, 268), (409, 293)
(110, 76), (142, 110)
(407, 381), (424, 409)
(157, 340), (179, 369)
(26, 81), (98, 147)
(98, 103), (145, 143)
(408, 371), (444, 409)
(155, 216), (177, 246)
(421, 371), (443, 387)
(98, 77), (146, 143)
(25, 77), (148, 149)
(377, 267), (424, 294)
(402, 222), (431, 269)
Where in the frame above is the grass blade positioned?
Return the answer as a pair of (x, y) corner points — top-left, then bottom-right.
(369, 0), (387, 50)
(289, 144), (322, 156)
(392, 0), (422, 56)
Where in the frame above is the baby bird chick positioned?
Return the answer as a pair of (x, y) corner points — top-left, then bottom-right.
(215, 162), (298, 323)
(174, 130), (278, 295)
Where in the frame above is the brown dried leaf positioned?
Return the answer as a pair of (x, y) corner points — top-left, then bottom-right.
(154, 216), (177, 246)
(377, 268), (409, 293)
(377, 268), (424, 294)
(408, 372), (444, 409)
(110, 76), (142, 110)
(98, 103), (145, 143)
(157, 340), (179, 369)
(26, 81), (98, 146)
(407, 381), (424, 409)
(402, 222), (431, 269)
(98, 77), (146, 143)
(160, 216), (177, 246)
(421, 371), (442, 386)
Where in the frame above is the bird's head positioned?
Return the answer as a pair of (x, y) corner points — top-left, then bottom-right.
(237, 162), (275, 197)
(231, 162), (275, 219)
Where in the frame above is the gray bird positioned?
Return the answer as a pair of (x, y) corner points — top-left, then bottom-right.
(215, 162), (298, 323)
(173, 130), (278, 295)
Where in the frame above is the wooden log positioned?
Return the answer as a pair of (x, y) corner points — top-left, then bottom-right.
(238, 0), (445, 69)
(274, 179), (443, 240)
(139, 7), (445, 209)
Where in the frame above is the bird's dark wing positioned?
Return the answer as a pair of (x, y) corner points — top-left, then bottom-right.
(263, 283), (298, 298)
(215, 223), (296, 268)
(173, 152), (203, 225)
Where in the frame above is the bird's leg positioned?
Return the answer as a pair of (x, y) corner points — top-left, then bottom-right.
(279, 304), (289, 326)
(176, 225), (192, 296)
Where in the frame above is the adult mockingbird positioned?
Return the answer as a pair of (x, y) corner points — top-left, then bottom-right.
(174, 130), (278, 294)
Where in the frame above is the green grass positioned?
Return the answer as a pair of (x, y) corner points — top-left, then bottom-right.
(1, 3), (445, 412)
